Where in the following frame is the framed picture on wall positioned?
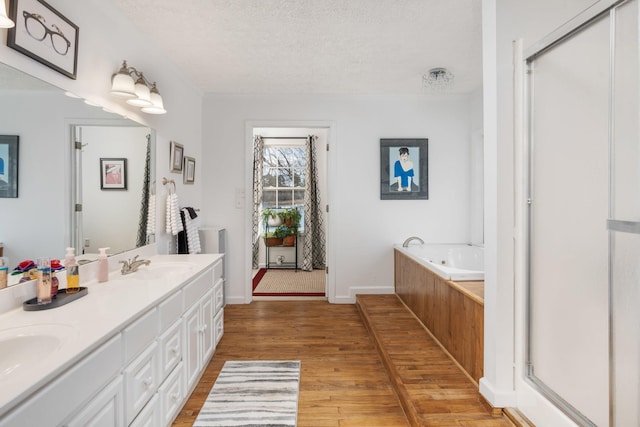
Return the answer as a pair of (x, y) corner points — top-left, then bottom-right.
(170, 141), (183, 173)
(0, 135), (19, 198)
(7, 0), (79, 79)
(380, 138), (428, 200)
(100, 158), (127, 190)
(184, 156), (195, 184)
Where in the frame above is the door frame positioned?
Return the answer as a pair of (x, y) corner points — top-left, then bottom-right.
(244, 120), (336, 303)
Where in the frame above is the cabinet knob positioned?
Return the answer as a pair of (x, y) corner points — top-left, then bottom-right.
(171, 346), (179, 355)
(143, 377), (153, 388)
(171, 392), (181, 401)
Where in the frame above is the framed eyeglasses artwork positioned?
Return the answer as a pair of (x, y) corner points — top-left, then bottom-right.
(7, 0), (79, 79)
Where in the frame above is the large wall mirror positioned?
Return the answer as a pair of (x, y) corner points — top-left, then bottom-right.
(0, 63), (155, 285)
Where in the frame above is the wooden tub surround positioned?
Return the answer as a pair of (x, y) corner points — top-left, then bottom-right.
(394, 248), (484, 383)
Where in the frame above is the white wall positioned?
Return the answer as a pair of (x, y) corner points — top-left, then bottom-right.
(0, 0), (203, 267)
(202, 93), (477, 304)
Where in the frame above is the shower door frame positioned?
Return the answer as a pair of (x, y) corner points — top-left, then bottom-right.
(523, 1), (628, 426)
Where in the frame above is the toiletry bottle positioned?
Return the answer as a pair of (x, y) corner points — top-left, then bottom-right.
(97, 247), (109, 283)
(36, 257), (52, 304)
(50, 259), (61, 298)
(65, 247), (80, 294)
(0, 257), (7, 289)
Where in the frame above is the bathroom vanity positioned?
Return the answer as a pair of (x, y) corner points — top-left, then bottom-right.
(0, 253), (224, 427)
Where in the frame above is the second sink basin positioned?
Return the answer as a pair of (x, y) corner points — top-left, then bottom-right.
(0, 324), (77, 381)
(123, 262), (196, 280)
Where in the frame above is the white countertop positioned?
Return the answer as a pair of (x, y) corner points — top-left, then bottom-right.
(0, 253), (222, 418)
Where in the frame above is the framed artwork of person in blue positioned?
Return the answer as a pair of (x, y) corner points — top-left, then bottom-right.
(380, 138), (428, 200)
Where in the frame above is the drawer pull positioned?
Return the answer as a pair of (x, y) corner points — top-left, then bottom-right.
(171, 392), (181, 401)
(171, 346), (179, 355)
(143, 377), (153, 388)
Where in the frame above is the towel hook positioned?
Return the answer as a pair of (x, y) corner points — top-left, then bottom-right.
(162, 177), (176, 194)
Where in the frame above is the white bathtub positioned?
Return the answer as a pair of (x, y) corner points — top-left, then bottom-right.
(395, 243), (484, 281)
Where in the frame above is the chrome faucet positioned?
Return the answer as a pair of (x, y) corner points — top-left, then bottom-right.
(120, 255), (151, 275)
(402, 236), (424, 247)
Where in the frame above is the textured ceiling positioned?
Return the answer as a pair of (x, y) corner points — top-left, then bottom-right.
(111, 0), (482, 95)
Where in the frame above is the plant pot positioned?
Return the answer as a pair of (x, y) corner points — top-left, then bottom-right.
(282, 235), (296, 246)
(267, 216), (282, 227)
(265, 237), (284, 247)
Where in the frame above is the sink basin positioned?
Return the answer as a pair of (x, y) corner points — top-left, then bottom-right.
(121, 261), (196, 280)
(0, 324), (76, 381)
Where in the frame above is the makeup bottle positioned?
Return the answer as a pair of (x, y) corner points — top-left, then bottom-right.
(65, 247), (80, 294)
(36, 258), (52, 304)
(0, 257), (7, 289)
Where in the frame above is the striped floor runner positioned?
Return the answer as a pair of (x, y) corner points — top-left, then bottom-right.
(193, 360), (301, 427)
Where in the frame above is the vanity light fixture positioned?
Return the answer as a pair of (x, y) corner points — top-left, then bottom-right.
(0, 0), (15, 28)
(110, 60), (166, 114)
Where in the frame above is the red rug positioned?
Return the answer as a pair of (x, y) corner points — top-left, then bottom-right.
(252, 268), (325, 297)
(252, 268), (267, 290)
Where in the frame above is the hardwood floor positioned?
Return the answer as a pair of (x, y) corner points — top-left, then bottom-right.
(173, 299), (515, 427)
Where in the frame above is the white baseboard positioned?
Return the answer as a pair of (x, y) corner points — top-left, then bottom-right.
(479, 377), (517, 408)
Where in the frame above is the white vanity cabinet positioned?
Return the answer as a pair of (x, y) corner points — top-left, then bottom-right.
(0, 335), (123, 427)
(0, 254), (224, 427)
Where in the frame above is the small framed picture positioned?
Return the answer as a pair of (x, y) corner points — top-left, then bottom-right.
(170, 141), (183, 173)
(380, 138), (428, 200)
(0, 135), (19, 198)
(100, 158), (127, 190)
(184, 156), (195, 184)
(7, 0), (79, 79)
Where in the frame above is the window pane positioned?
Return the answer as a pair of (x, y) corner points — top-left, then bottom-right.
(262, 190), (277, 207)
(294, 168), (305, 187)
(278, 191), (293, 206)
(293, 190), (305, 206)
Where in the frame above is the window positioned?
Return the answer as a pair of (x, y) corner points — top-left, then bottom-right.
(262, 143), (305, 227)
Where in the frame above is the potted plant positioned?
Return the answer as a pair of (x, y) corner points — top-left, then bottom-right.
(279, 207), (301, 229)
(275, 225), (296, 246)
(262, 208), (282, 227)
(264, 231), (283, 247)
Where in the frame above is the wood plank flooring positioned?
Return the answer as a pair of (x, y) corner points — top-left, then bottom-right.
(173, 298), (516, 427)
(173, 300), (408, 427)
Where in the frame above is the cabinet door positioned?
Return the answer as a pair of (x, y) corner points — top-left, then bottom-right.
(124, 342), (159, 425)
(129, 395), (160, 427)
(159, 362), (184, 426)
(64, 376), (124, 427)
(183, 303), (201, 390)
(201, 290), (215, 363)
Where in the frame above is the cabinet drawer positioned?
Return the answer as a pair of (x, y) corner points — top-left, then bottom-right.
(123, 308), (158, 364)
(158, 290), (182, 333)
(183, 267), (213, 308)
(63, 376), (124, 427)
(159, 362), (184, 426)
(214, 308), (224, 346)
(124, 342), (159, 425)
(129, 394), (160, 427)
(0, 335), (122, 427)
(158, 319), (182, 381)
(213, 278), (224, 313)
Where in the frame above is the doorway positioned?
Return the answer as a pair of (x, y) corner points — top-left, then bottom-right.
(249, 126), (329, 299)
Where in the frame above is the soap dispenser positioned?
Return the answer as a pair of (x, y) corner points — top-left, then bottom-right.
(65, 247), (80, 294)
(97, 247), (109, 283)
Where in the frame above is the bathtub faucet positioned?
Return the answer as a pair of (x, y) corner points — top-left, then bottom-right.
(402, 236), (424, 247)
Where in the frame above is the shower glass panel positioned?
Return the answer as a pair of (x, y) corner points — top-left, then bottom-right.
(527, 14), (609, 427)
(611, 1), (640, 425)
